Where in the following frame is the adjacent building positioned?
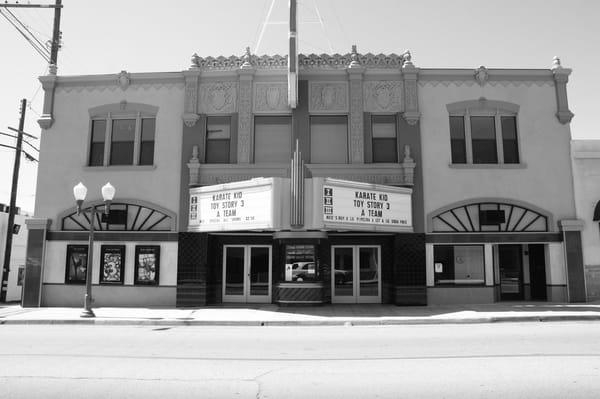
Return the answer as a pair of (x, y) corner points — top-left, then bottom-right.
(20, 48), (587, 307)
(0, 205), (28, 302)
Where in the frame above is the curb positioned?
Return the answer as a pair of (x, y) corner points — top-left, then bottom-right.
(2, 315), (600, 326)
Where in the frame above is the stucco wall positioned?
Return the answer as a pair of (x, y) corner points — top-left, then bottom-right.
(419, 79), (576, 230)
(35, 77), (185, 228)
(571, 140), (600, 300)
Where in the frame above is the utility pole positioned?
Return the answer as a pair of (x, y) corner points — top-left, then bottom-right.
(0, 99), (26, 302)
(49, 0), (62, 71)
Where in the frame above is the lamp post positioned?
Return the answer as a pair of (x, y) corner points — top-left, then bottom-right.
(73, 182), (115, 318)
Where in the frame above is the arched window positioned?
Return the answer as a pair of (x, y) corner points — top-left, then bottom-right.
(447, 98), (520, 165)
(429, 199), (551, 233)
(88, 102), (158, 167)
(59, 200), (176, 232)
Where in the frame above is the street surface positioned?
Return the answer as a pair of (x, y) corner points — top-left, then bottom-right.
(0, 322), (599, 398)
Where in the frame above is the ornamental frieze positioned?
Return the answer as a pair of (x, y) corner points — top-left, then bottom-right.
(199, 82), (237, 114)
(253, 83), (290, 114)
(308, 82), (348, 113)
(363, 81), (403, 113)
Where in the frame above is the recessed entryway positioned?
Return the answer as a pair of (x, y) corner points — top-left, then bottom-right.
(222, 245), (271, 303)
(331, 246), (381, 303)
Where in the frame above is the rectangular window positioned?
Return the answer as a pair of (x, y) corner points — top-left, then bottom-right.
(284, 245), (317, 282)
(100, 245), (125, 284)
(65, 245), (88, 284)
(501, 116), (519, 164)
(449, 116), (466, 164)
(135, 245), (160, 285)
(254, 116), (292, 163)
(206, 116), (231, 163)
(139, 118), (156, 165)
(372, 115), (397, 163)
(110, 119), (136, 165)
(470, 116), (497, 164)
(310, 115), (347, 164)
(89, 120), (106, 166)
(434, 245), (485, 285)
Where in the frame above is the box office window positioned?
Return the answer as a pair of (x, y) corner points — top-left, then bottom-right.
(372, 115), (397, 163)
(284, 245), (317, 282)
(434, 245), (485, 285)
(310, 115), (348, 164)
(254, 116), (292, 163)
(206, 116), (231, 163)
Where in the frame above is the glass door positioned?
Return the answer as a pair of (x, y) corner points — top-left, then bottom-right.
(498, 244), (524, 300)
(332, 246), (381, 303)
(223, 245), (271, 303)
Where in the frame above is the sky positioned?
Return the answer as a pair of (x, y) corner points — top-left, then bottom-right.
(0, 0), (598, 213)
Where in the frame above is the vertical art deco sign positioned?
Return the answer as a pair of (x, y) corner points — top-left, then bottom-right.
(100, 245), (125, 284)
(135, 245), (160, 285)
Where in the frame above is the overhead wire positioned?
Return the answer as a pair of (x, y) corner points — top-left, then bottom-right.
(0, 8), (50, 62)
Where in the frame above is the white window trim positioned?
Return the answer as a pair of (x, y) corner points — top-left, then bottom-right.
(447, 99), (522, 167)
(87, 103), (158, 167)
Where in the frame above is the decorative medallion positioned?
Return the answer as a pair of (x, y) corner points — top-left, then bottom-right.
(117, 70), (131, 90)
(254, 83), (289, 114)
(474, 66), (489, 86)
(199, 82), (237, 114)
(363, 81), (403, 113)
(308, 82), (348, 113)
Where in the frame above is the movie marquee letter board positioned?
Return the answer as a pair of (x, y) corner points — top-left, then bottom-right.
(100, 245), (125, 284)
(135, 245), (160, 285)
(65, 244), (88, 284)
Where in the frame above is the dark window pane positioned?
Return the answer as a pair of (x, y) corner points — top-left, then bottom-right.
(254, 116), (292, 163)
(110, 119), (135, 165)
(310, 115), (347, 164)
(449, 116), (466, 164)
(373, 138), (397, 163)
(372, 115), (397, 162)
(206, 116), (230, 163)
(89, 120), (106, 166)
(139, 118), (155, 165)
(501, 116), (519, 164)
(206, 140), (230, 163)
(470, 116), (497, 164)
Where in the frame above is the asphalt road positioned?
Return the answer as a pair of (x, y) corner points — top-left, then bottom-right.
(1, 322), (599, 398)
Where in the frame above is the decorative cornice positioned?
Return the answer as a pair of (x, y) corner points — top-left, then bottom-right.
(190, 51), (412, 71)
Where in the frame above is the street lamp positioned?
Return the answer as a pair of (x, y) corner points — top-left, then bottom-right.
(73, 182), (115, 318)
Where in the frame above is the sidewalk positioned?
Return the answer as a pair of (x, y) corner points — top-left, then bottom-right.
(2, 302), (600, 326)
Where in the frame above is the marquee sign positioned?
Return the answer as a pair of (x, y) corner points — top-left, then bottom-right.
(319, 178), (412, 232)
(188, 178), (276, 232)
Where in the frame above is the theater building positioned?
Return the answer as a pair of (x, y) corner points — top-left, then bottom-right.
(20, 49), (587, 307)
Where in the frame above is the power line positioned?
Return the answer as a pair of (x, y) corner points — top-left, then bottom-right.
(0, 8), (50, 62)
(5, 7), (50, 56)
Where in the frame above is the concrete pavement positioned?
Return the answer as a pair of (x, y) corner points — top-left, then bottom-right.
(2, 301), (600, 326)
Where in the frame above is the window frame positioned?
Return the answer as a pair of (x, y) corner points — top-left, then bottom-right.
(205, 115), (235, 164)
(370, 114), (399, 163)
(253, 114), (293, 164)
(447, 99), (521, 166)
(87, 103), (158, 168)
(309, 114), (349, 164)
(433, 244), (486, 286)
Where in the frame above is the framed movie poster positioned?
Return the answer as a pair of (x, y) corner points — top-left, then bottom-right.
(100, 245), (125, 284)
(134, 245), (160, 285)
(65, 245), (88, 284)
